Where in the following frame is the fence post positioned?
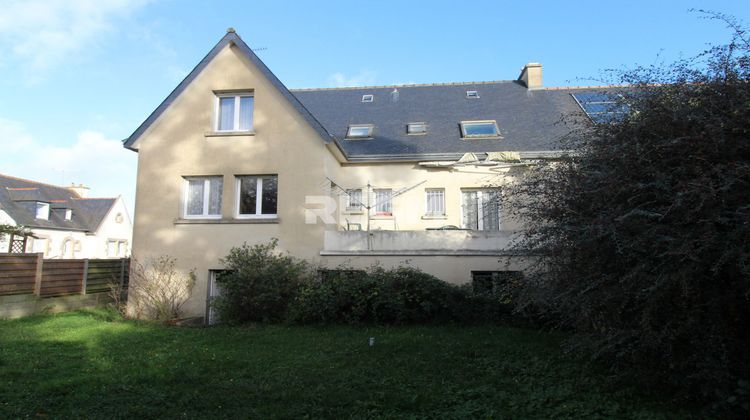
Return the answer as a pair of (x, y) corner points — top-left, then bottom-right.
(120, 258), (126, 289)
(33, 253), (43, 297)
(81, 259), (89, 295)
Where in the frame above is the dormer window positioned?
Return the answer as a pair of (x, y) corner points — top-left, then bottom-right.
(346, 124), (374, 139)
(460, 120), (500, 138)
(466, 90), (480, 99)
(407, 122), (427, 135)
(35, 202), (50, 220)
(215, 92), (254, 132)
(361, 94), (374, 103)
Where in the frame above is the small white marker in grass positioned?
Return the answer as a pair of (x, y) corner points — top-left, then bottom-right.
(369, 337), (375, 347)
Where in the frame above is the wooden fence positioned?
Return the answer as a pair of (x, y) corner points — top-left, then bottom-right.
(0, 254), (129, 298)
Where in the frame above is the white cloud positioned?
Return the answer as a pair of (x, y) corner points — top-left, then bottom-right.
(327, 70), (378, 88)
(0, 119), (137, 217)
(0, 0), (151, 79)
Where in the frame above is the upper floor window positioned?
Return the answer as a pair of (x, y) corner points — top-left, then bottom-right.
(407, 122), (427, 135)
(345, 189), (363, 212)
(184, 176), (223, 219)
(35, 202), (49, 220)
(460, 120), (499, 138)
(374, 189), (392, 216)
(216, 92), (254, 132)
(425, 188), (445, 216)
(236, 175), (278, 218)
(346, 124), (374, 139)
(462, 189), (501, 231)
(64, 208), (72, 221)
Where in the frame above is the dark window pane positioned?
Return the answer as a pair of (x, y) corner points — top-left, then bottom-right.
(239, 177), (257, 215)
(261, 177), (277, 215)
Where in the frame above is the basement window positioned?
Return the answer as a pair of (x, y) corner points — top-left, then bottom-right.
(346, 124), (374, 139)
(407, 122), (427, 135)
(361, 94), (374, 103)
(460, 120), (499, 138)
(466, 90), (480, 99)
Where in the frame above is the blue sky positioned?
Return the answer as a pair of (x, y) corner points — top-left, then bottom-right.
(1, 0), (749, 217)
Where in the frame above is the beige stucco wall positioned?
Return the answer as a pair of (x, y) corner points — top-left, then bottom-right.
(130, 43), (528, 318)
(130, 43), (329, 316)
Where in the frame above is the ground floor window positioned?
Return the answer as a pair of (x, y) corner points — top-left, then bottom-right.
(471, 271), (523, 303)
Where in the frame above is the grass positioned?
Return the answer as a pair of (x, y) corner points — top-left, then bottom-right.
(0, 310), (690, 419)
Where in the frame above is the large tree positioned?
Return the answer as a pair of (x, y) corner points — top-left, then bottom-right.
(504, 13), (750, 412)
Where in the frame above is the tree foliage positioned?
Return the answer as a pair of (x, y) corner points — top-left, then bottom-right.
(503, 12), (750, 412)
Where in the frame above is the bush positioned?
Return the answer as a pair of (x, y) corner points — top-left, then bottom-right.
(503, 12), (750, 413)
(127, 256), (196, 322)
(213, 239), (311, 324)
(289, 266), (510, 325)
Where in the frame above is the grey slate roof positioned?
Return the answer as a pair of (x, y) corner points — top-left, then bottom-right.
(0, 174), (116, 232)
(123, 30), (608, 161)
(293, 82), (589, 158)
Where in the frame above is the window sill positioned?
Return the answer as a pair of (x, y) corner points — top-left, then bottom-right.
(174, 218), (279, 225)
(371, 215), (394, 220)
(204, 131), (255, 137)
(421, 215), (448, 220)
(342, 210), (364, 215)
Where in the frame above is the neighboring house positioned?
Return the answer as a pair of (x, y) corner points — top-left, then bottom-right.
(124, 29), (611, 319)
(0, 174), (132, 259)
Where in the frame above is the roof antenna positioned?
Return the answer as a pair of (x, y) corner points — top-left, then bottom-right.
(390, 88), (399, 103)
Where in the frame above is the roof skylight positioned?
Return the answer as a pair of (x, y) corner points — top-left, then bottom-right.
(571, 92), (630, 124)
(460, 121), (499, 138)
(346, 124), (374, 139)
(361, 94), (374, 103)
(407, 122), (427, 135)
(466, 90), (479, 99)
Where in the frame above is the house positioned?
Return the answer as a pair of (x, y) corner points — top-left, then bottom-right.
(124, 29), (609, 320)
(0, 174), (132, 259)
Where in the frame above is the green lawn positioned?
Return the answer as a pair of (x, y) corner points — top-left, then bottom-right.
(0, 310), (688, 419)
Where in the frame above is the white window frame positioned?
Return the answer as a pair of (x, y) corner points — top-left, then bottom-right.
(183, 176), (223, 219)
(35, 202), (49, 220)
(461, 189), (502, 231)
(466, 90), (480, 99)
(64, 208), (72, 221)
(407, 122), (427, 135)
(235, 175), (278, 219)
(214, 92), (254, 132)
(460, 120), (500, 138)
(345, 189), (363, 212)
(424, 188), (446, 216)
(361, 94), (374, 103)
(346, 124), (374, 139)
(374, 188), (393, 216)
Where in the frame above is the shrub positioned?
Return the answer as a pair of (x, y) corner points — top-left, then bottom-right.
(213, 239), (311, 324)
(502, 12), (750, 413)
(289, 265), (510, 325)
(127, 256), (196, 322)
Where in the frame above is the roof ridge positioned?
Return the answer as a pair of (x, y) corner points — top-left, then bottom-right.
(72, 197), (116, 201)
(290, 80), (515, 92)
(542, 84), (631, 91)
(0, 173), (72, 191)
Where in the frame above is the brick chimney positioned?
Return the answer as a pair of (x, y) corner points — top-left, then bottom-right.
(68, 183), (90, 198)
(518, 62), (543, 90)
